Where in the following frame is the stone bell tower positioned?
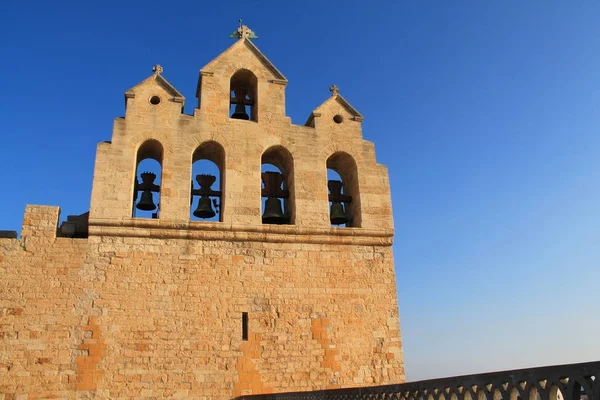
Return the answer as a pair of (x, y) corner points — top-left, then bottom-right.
(0, 23), (404, 398)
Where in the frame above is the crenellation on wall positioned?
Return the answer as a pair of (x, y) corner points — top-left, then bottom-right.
(20, 205), (60, 240)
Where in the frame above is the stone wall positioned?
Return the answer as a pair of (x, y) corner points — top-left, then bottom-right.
(0, 206), (90, 397)
(0, 206), (404, 398)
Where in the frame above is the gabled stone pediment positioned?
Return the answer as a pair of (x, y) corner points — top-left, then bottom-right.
(125, 68), (185, 104)
(305, 90), (364, 127)
(200, 38), (287, 84)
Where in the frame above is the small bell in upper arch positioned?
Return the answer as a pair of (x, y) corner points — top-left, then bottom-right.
(231, 102), (250, 120)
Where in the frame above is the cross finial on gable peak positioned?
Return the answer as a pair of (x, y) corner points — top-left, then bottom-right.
(230, 19), (258, 39)
(152, 64), (163, 75)
(329, 85), (340, 96)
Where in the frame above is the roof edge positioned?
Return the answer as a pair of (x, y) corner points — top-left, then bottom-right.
(312, 94), (364, 122)
(335, 95), (364, 121)
(244, 39), (287, 83)
(200, 38), (288, 83)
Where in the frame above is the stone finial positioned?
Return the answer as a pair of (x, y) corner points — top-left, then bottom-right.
(230, 19), (258, 39)
(329, 85), (340, 97)
(152, 64), (163, 74)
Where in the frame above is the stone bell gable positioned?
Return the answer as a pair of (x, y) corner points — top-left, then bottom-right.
(0, 24), (404, 398)
(89, 29), (393, 231)
(197, 37), (288, 123)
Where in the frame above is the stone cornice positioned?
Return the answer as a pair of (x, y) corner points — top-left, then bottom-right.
(88, 219), (394, 246)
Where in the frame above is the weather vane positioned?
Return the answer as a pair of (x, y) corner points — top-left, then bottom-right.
(230, 19), (258, 39)
(152, 64), (163, 74)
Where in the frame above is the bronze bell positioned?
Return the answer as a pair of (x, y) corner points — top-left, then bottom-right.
(330, 202), (348, 225)
(193, 196), (216, 219)
(136, 189), (156, 211)
(231, 103), (249, 120)
(262, 197), (287, 224)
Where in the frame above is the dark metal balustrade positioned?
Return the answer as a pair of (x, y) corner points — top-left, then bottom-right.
(235, 361), (599, 400)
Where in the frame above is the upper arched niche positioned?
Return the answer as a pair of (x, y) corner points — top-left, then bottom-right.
(261, 145), (295, 225)
(192, 141), (225, 172)
(190, 141), (225, 222)
(136, 139), (163, 164)
(230, 69), (258, 121)
(326, 151), (361, 227)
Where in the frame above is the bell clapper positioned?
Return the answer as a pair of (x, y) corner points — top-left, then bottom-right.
(212, 198), (220, 214)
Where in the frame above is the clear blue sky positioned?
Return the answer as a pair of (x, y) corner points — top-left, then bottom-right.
(2, 0), (599, 381)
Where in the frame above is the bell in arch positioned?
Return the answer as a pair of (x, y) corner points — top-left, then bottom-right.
(190, 174), (221, 220)
(262, 197), (287, 224)
(329, 202), (348, 225)
(328, 180), (351, 226)
(193, 196), (216, 219)
(230, 83), (252, 120)
(135, 172), (159, 211)
(261, 171), (289, 224)
(136, 189), (156, 211)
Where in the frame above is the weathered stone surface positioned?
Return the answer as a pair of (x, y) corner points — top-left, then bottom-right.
(0, 33), (404, 398)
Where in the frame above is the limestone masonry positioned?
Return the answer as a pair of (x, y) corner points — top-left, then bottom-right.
(0, 27), (405, 398)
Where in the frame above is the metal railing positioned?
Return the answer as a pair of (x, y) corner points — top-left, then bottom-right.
(235, 361), (599, 400)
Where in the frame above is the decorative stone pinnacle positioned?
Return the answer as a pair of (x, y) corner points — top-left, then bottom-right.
(230, 19), (258, 39)
(152, 64), (163, 74)
(329, 85), (339, 96)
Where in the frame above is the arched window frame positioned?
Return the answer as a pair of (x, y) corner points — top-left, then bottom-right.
(229, 69), (258, 122)
(190, 141), (225, 222)
(326, 152), (361, 228)
(133, 139), (164, 219)
(261, 146), (295, 225)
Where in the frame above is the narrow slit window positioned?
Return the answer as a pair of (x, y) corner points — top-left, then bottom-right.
(242, 312), (248, 341)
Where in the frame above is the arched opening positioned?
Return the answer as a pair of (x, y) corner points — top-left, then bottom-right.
(133, 139), (163, 219)
(510, 387), (521, 400)
(191, 141), (225, 222)
(261, 146), (294, 225)
(326, 152), (360, 227)
(549, 386), (564, 400)
(230, 69), (257, 121)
